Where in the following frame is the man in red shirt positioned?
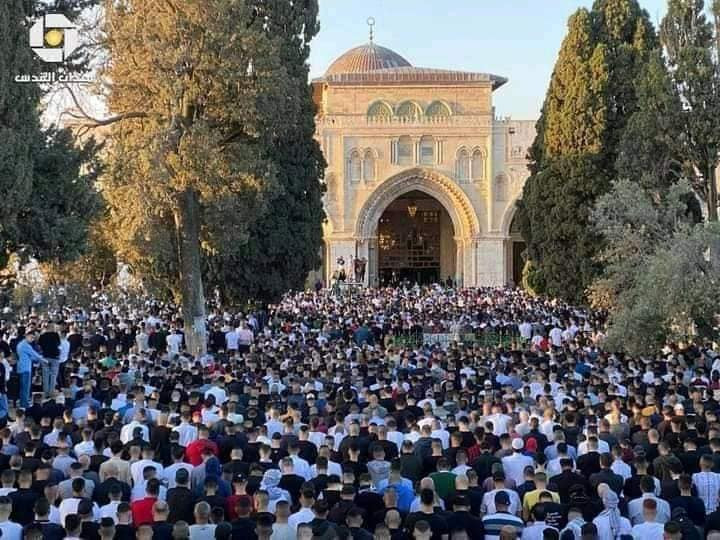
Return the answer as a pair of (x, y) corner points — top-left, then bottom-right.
(131, 478), (161, 526)
(185, 425), (219, 466)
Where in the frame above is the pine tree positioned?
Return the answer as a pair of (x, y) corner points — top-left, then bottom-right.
(205, 0), (325, 304)
(518, 0), (657, 302)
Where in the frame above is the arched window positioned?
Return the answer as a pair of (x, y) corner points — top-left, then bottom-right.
(495, 174), (509, 201)
(471, 149), (485, 181)
(363, 150), (375, 182)
(367, 101), (392, 120)
(397, 136), (413, 165)
(456, 148), (470, 182)
(347, 150), (361, 182)
(420, 136), (434, 165)
(396, 101), (422, 122)
(426, 100), (452, 118)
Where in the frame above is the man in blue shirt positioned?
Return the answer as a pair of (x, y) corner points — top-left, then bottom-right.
(16, 330), (43, 408)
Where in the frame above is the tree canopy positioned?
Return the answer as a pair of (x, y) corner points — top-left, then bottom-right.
(518, 0), (657, 303)
(101, 0), (323, 352)
(0, 0), (101, 271)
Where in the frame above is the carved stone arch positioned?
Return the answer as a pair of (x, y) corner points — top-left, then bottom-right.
(367, 100), (393, 119)
(426, 100), (452, 117)
(396, 100), (423, 121)
(355, 167), (480, 240)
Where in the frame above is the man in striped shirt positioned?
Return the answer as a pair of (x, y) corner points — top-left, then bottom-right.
(692, 455), (720, 513)
(481, 491), (524, 540)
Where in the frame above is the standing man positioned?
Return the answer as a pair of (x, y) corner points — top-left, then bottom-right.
(58, 327), (70, 390)
(38, 323), (61, 398)
(16, 331), (43, 408)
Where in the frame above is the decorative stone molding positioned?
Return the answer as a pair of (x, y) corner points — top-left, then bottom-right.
(355, 167), (481, 240)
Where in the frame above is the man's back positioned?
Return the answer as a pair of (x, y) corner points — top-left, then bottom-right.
(189, 523), (216, 540)
(0, 520), (22, 540)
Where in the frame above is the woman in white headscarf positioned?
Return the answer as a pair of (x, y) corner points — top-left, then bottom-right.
(592, 489), (631, 540)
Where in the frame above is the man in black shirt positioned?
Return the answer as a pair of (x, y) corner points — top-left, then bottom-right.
(345, 506), (373, 540)
(166, 469), (195, 523)
(404, 488), (449, 540)
(37, 323), (61, 398)
(32, 497), (64, 540)
(10, 470), (38, 525)
(278, 457), (305, 505)
(78, 499), (101, 540)
(670, 474), (706, 528)
(445, 495), (483, 540)
(151, 501), (174, 540)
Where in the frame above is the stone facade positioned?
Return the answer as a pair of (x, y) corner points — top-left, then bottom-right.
(312, 42), (535, 287)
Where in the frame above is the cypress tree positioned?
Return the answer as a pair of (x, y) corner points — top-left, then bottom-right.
(205, 0), (326, 304)
(518, 0), (657, 302)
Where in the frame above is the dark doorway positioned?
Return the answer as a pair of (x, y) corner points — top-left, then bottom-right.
(512, 241), (526, 287)
(377, 191), (454, 286)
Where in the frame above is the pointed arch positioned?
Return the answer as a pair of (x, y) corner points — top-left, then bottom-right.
(471, 147), (486, 181)
(355, 167), (480, 240)
(456, 146), (470, 182)
(346, 149), (361, 182)
(362, 149), (376, 182)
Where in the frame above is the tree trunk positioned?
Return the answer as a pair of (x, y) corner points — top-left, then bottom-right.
(708, 164), (719, 222)
(173, 188), (207, 356)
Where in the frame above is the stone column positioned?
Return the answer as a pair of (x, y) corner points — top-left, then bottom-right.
(475, 237), (505, 286)
(454, 236), (464, 287)
(366, 236), (378, 287)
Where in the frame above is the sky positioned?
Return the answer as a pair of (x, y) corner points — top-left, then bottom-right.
(308, 0), (668, 119)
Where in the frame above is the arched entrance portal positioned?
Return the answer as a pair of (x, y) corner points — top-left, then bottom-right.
(377, 191), (455, 285)
(353, 168), (481, 287)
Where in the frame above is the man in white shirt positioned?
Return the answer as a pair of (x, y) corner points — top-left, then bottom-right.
(481, 471), (521, 516)
(487, 404), (511, 436)
(204, 377), (227, 405)
(173, 413), (198, 446)
(189, 502), (216, 540)
(630, 499), (664, 540)
(549, 325), (563, 348)
(130, 448), (164, 487)
(0, 497), (22, 540)
(225, 327), (239, 352)
(99, 485), (124, 523)
(237, 323), (254, 353)
(518, 320), (533, 341)
(166, 329), (183, 356)
(287, 488), (315, 531)
(120, 411), (150, 444)
(501, 439), (534, 486)
(164, 447), (195, 489)
(627, 476), (671, 525)
(522, 504), (559, 540)
(288, 443), (312, 481)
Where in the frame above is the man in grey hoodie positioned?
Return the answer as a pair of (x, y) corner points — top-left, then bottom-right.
(367, 446), (391, 487)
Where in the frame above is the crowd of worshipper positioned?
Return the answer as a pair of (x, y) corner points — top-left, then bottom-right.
(0, 284), (719, 540)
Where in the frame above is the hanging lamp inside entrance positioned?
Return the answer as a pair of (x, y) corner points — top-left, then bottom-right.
(407, 200), (418, 218)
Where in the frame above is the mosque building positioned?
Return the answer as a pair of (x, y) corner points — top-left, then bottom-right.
(312, 26), (536, 287)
